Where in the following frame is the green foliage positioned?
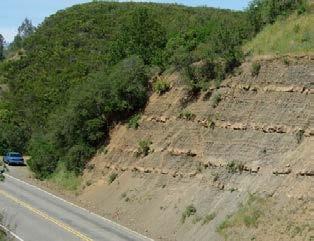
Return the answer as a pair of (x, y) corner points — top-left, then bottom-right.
(28, 56), (148, 178)
(50, 163), (82, 191)
(0, 219), (6, 241)
(251, 62), (261, 76)
(202, 212), (216, 225)
(117, 8), (167, 65)
(211, 91), (222, 108)
(128, 114), (141, 129)
(0, 34), (4, 61)
(247, 0), (309, 34)
(137, 139), (152, 157)
(28, 135), (59, 179)
(217, 194), (266, 237)
(296, 129), (305, 144)
(179, 109), (196, 121)
(181, 204), (197, 223)
(108, 172), (118, 184)
(245, 10), (314, 56)
(9, 18), (36, 51)
(153, 79), (171, 95)
(226, 160), (245, 174)
(177, 21), (247, 92)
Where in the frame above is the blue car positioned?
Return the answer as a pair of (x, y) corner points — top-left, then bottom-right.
(3, 152), (25, 166)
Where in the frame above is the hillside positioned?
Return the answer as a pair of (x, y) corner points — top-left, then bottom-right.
(245, 5), (314, 56)
(0, 2), (252, 177)
(76, 56), (313, 241)
(0, 1), (313, 240)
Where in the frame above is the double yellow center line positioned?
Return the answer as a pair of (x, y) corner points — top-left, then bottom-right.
(0, 189), (93, 241)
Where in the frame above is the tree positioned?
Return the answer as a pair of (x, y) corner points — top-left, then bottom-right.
(18, 18), (36, 39)
(0, 34), (4, 61)
(11, 18), (36, 50)
(119, 8), (167, 65)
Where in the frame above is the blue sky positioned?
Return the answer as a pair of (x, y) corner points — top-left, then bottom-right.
(0, 0), (251, 42)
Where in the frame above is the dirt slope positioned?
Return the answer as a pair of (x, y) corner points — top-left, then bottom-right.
(79, 56), (313, 241)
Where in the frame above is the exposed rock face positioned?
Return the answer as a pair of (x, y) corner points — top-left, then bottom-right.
(81, 57), (314, 241)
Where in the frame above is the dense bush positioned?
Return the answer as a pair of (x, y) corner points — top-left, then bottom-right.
(181, 205), (197, 223)
(251, 62), (261, 76)
(137, 139), (152, 157)
(247, 0), (309, 33)
(128, 114), (141, 129)
(153, 79), (171, 95)
(28, 56), (148, 178)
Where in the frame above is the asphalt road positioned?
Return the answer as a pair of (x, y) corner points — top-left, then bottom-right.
(0, 172), (152, 241)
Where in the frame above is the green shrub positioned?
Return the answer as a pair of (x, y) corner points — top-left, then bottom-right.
(293, 24), (301, 33)
(283, 58), (290, 65)
(247, 0), (309, 34)
(192, 215), (202, 224)
(207, 117), (216, 129)
(297, 1), (308, 15)
(211, 92), (221, 108)
(0, 217), (7, 241)
(108, 172), (118, 184)
(28, 135), (59, 179)
(64, 144), (94, 175)
(137, 139), (152, 157)
(296, 129), (305, 144)
(179, 110), (196, 121)
(128, 114), (141, 129)
(226, 160), (245, 174)
(153, 79), (171, 95)
(181, 204), (197, 223)
(251, 62), (261, 76)
(202, 212), (216, 225)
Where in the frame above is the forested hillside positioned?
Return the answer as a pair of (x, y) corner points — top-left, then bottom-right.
(0, 0), (309, 180)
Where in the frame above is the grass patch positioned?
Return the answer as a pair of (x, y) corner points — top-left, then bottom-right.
(251, 62), (261, 76)
(245, 13), (314, 56)
(181, 204), (197, 224)
(217, 194), (266, 237)
(296, 129), (305, 144)
(179, 110), (196, 121)
(202, 212), (216, 225)
(128, 114), (141, 129)
(207, 116), (216, 129)
(192, 215), (202, 224)
(50, 163), (81, 191)
(226, 160), (245, 174)
(153, 79), (171, 95)
(108, 172), (118, 184)
(211, 92), (221, 108)
(0, 230), (7, 241)
(137, 139), (152, 157)
(0, 214), (6, 241)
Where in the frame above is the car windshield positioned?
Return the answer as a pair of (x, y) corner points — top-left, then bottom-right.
(10, 153), (22, 157)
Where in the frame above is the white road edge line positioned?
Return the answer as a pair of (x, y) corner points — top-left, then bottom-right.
(0, 223), (25, 241)
(4, 173), (154, 241)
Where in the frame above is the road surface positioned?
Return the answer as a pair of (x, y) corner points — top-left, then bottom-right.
(0, 172), (152, 241)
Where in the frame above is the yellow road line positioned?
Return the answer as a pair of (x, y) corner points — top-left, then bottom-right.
(0, 189), (93, 241)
